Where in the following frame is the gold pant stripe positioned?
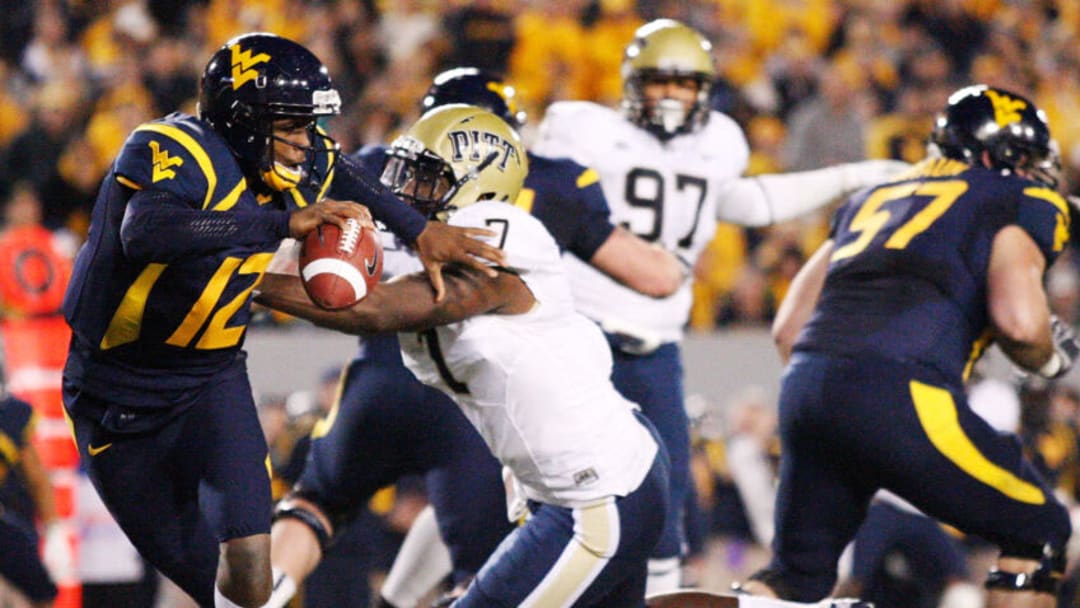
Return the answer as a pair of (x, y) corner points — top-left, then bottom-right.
(521, 498), (620, 608)
(911, 380), (1044, 504)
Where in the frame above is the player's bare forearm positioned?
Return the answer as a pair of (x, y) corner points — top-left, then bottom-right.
(590, 227), (684, 298)
(987, 226), (1054, 372)
(21, 445), (58, 524)
(772, 240), (832, 364)
(256, 266), (513, 334)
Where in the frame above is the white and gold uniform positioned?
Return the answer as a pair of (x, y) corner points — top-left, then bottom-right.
(384, 199), (669, 607)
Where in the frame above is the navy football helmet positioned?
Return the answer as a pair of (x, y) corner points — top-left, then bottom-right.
(928, 84), (1060, 188)
(419, 67), (527, 129)
(199, 33), (342, 191)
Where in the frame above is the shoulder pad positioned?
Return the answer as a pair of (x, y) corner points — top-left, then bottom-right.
(115, 114), (245, 210)
(449, 201), (560, 269)
(1016, 183), (1070, 264)
(524, 153), (596, 192)
(535, 101), (620, 158)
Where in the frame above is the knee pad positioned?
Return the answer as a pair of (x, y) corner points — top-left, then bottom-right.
(273, 496), (332, 553)
(985, 543), (1065, 595)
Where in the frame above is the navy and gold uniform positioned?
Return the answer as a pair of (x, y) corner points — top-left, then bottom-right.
(61, 112), (302, 605)
(60, 31), (443, 607)
(766, 158), (1072, 601)
(63, 112), (303, 407)
(0, 395), (58, 604)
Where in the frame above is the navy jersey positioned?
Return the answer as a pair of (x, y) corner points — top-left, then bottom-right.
(796, 158), (1070, 381)
(352, 146), (616, 259)
(63, 113), (334, 408)
(0, 396), (36, 522)
(0, 396), (33, 490)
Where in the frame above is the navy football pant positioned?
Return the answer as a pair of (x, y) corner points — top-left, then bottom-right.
(0, 512), (57, 602)
(607, 339), (687, 561)
(64, 358), (271, 607)
(296, 334), (510, 584)
(850, 500), (968, 608)
(767, 352), (1070, 601)
(455, 412), (670, 607)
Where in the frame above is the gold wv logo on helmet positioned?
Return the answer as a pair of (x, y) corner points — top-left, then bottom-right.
(984, 89), (1027, 127)
(230, 44), (271, 90)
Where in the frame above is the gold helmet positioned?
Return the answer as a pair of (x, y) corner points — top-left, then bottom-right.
(621, 19), (715, 138)
(381, 104), (527, 220)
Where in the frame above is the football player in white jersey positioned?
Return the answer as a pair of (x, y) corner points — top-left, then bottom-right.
(256, 105), (671, 607)
(532, 18), (908, 592)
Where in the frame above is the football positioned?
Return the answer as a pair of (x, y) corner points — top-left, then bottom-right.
(299, 218), (383, 310)
(645, 591), (738, 608)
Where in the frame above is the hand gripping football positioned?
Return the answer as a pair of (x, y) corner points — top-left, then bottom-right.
(300, 218), (383, 310)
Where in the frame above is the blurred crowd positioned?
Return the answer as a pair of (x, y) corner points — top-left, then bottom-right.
(2, 0), (1080, 333)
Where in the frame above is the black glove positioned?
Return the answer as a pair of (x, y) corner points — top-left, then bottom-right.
(1039, 315), (1080, 379)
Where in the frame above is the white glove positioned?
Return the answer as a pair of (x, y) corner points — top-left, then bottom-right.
(1038, 315), (1080, 379)
(838, 159), (913, 191)
(42, 521), (76, 583)
(266, 238), (301, 276)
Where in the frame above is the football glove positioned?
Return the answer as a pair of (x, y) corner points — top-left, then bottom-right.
(1038, 315), (1080, 379)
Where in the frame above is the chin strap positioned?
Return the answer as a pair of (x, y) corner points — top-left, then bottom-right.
(262, 162), (305, 191)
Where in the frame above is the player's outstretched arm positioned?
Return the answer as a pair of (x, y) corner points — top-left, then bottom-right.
(771, 239), (833, 364)
(415, 222), (506, 302)
(332, 154), (505, 300)
(589, 227), (685, 298)
(256, 265), (530, 334)
(716, 160), (912, 227)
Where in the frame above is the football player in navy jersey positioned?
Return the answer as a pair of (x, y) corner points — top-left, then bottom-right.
(742, 85), (1076, 607)
(261, 68), (686, 608)
(61, 34), (503, 608)
(0, 373), (64, 608)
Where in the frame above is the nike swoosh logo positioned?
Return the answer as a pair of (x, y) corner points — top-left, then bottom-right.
(365, 247), (380, 276)
(88, 442), (113, 456)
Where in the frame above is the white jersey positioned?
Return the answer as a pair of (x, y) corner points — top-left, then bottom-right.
(534, 101), (751, 343)
(385, 201), (659, 508)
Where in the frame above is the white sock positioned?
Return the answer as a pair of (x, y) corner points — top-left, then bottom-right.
(938, 582), (982, 608)
(645, 556), (682, 595)
(260, 567), (297, 608)
(215, 586), (245, 608)
(380, 504), (453, 607)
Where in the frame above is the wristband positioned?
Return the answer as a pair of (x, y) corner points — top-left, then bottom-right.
(1039, 351), (1064, 378)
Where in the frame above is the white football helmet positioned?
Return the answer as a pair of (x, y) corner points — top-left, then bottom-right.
(381, 104), (528, 220)
(621, 19), (715, 139)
